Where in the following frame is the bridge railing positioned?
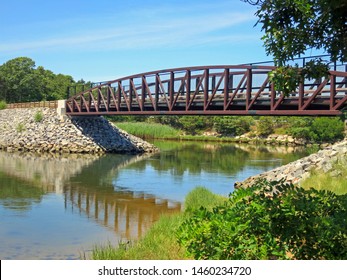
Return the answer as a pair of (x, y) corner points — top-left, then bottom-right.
(65, 63), (347, 116)
(6, 101), (58, 109)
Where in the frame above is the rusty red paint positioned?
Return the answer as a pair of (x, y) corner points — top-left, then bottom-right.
(66, 65), (347, 116)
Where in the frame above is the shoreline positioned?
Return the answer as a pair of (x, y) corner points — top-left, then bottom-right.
(234, 138), (347, 188)
(0, 108), (158, 154)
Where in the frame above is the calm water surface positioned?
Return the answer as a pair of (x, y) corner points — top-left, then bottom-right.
(0, 141), (315, 259)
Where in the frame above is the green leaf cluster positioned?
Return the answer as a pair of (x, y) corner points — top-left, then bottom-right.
(287, 116), (345, 142)
(0, 100), (6, 110)
(33, 110), (44, 123)
(213, 116), (254, 136)
(177, 179), (347, 260)
(243, 0), (346, 94)
(0, 57), (80, 103)
(246, 0), (347, 64)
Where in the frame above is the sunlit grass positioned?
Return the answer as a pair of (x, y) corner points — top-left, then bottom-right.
(300, 157), (347, 195)
(115, 122), (180, 139)
(91, 187), (227, 260)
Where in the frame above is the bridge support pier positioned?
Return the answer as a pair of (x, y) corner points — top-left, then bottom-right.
(57, 100), (66, 115)
(57, 99), (68, 120)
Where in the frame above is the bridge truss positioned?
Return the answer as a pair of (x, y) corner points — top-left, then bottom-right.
(66, 64), (347, 116)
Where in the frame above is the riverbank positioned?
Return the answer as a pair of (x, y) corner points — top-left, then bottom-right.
(91, 187), (226, 260)
(0, 108), (157, 154)
(114, 121), (339, 147)
(234, 138), (347, 188)
(91, 137), (347, 260)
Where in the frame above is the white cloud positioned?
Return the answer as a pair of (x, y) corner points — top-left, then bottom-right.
(0, 10), (257, 53)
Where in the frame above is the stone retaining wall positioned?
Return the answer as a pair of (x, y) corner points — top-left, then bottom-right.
(0, 108), (158, 154)
(234, 138), (347, 188)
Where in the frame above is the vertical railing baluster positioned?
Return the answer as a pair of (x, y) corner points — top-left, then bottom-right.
(141, 76), (146, 111)
(129, 78), (133, 111)
(155, 74), (160, 111)
(204, 69), (209, 110)
(224, 68), (230, 110)
(169, 72), (174, 111)
(246, 68), (252, 110)
(330, 74), (336, 110)
(298, 82), (304, 110)
(186, 70), (191, 111)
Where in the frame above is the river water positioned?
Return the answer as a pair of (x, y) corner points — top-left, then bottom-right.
(0, 140), (314, 259)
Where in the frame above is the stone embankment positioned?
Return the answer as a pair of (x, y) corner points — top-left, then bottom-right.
(234, 133), (308, 146)
(234, 138), (347, 188)
(0, 108), (158, 154)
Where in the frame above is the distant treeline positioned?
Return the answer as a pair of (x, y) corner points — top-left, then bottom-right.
(0, 57), (89, 103)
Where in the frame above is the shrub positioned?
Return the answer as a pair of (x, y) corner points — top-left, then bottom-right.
(178, 116), (212, 135)
(256, 116), (275, 136)
(177, 179), (347, 260)
(0, 100), (7, 110)
(310, 117), (344, 142)
(34, 110), (43, 122)
(286, 117), (344, 142)
(16, 123), (25, 133)
(213, 116), (253, 136)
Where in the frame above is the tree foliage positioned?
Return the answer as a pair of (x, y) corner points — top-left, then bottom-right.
(243, 0), (347, 64)
(286, 116), (345, 142)
(177, 179), (347, 260)
(243, 0), (347, 93)
(0, 57), (77, 103)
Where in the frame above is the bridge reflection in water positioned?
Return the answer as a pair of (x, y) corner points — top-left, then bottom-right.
(65, 186), (180, 240)
(0, 151), (181, 243)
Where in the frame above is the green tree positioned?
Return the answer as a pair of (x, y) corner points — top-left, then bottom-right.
(0, 57), (77, 102)
(213, 116), (254, 136)
(0, 57), (38, 102)
(243, 0), (347, 93)
(243, 0), (346, 64)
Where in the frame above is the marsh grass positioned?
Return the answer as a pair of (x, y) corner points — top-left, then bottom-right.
(115, 122), (180, 139)
(91, 187), (226, 260)
(300, 157), (347, 195)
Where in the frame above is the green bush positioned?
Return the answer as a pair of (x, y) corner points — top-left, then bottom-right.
(178, 116), (213, 135)
(0, 100), (7, 110)
(256, 116), (275, 136)
(177, 179), (347, 260)
(287, 117), (344, 142)
(310, 117), (344, 142)
(213, 116), (253, 136)
(16, 123), (25, 133)
(34, 110), (43, 122)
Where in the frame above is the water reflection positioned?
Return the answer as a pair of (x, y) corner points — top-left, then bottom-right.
(0, 151), (181, 259)
(0, 142), (314, 259)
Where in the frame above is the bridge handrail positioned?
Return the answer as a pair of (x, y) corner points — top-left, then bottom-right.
(6, 101), (58, 109)
(67, 65), (276, 100)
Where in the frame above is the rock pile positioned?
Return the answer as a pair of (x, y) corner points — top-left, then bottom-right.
(0, 108), (158, 154)
(234, 138), (347, 188)
(234, 133), (308, 146)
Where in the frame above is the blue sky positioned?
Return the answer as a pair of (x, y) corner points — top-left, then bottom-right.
(1, 1), (276, 82)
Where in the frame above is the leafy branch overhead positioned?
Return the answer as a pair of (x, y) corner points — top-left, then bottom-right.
(243, 0), (347, 94)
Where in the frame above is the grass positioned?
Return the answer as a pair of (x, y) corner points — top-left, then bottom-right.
(0, 100), (7, 110)
(300, 157), (347, 195)
(91, 187), (227, 260)
(115, 122), (241, 142)
(16, 123), (25, 133)
(33, 110), (43, 122)
(115, 122), (180, 139)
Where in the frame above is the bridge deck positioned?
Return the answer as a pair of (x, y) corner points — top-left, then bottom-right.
(66, 65), (347, 116)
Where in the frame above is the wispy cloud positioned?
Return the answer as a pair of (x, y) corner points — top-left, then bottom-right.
(0, 10), (257, 53)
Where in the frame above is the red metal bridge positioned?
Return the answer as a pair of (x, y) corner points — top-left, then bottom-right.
(66, 61), (347, 116)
